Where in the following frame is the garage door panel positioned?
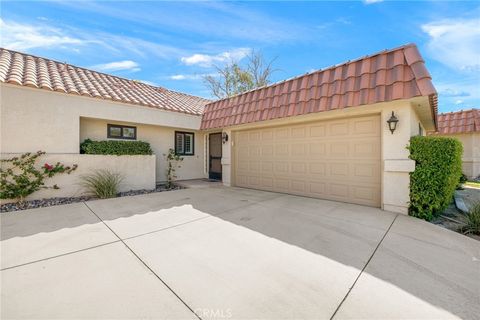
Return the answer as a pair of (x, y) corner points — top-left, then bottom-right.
(262, 162), (273, 173)
(249, 131), (261, 141)
(291, 162), (307, 174)
(275, 128), (290, 139)
(291, 180), (307, 193)
(237, 132), (249, 145)
(352, 185), (379, 202)
(330, 143), (349, 157)
(249, 161), (260, 172)
(274, 178), (290, 191)
(310, 125), (326, 137)
(291, 127), (306, 139)
(291, 143), (307, 156)
(261, 130), (274, 140)
(261, 177), (274, 189)
(309, 182), (327, 196)
(310, 142), (327, 156)
(234, 115), (381, 207)
(248, 145), (260, 156)
(329, 121), (349, 136)
(261, 145), (274, 156)
(248, 176), (261, 186)
(352, 117), (380, 136)
(329, 163), (349, 178)
(309, 162), (327, 175)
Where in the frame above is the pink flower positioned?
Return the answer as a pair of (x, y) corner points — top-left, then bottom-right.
(44, 163), (53, 171)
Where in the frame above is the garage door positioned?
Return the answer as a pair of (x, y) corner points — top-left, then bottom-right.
(234, 115), (381, 207)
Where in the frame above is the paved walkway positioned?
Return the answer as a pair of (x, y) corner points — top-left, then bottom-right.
(1, 186), (479, 319)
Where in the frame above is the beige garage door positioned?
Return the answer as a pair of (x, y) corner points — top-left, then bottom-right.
(234, 115), (381, 207)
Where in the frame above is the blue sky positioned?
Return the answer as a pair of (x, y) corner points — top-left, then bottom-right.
(1, 1), (479, 112)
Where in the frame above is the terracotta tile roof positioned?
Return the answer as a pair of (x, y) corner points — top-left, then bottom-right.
(200, 44), (438, 129)
(0, 48), (210, 115)
(435, 109), (480, 134)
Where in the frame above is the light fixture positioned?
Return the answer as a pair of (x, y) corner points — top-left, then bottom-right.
(387, 111), (399, 134)
(222, 132), (229, 144)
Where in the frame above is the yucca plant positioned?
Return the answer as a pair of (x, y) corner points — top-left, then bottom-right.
(80, 170), (123, 199)
(462, 202), (480, 235)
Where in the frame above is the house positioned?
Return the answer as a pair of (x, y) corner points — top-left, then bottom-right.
(0, 44), (438, 214)
(431, 109), (480, 179)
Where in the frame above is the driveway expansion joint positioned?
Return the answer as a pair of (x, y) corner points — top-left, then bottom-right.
(0, 240), (121, 271)
(82, 202), (202, 320)
(329, 213), (399, 320)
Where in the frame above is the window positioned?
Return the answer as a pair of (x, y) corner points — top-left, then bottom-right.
(175, 131), (194, 155)
(107, 124), (137, 140)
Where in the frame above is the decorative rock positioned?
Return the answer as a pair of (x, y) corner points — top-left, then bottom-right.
(0, 184), (184, 213)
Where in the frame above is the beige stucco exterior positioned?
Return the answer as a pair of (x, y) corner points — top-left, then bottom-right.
(80, 118), (206, 182)
(439, 132), (480, 179)
(0, 83), (207, 183)
(0, 154), (156, 202)
(1, 82), (436, 215)
(216, 97), (432, 214)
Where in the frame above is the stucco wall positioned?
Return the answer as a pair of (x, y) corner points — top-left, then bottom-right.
(80, 118), (206, 182)
(0, 83), (202, 153)
(217, 97), (432, 215)
(0, 83), (207, 182)
(441, 132), (480, 179)
(0, 154), (156, 202)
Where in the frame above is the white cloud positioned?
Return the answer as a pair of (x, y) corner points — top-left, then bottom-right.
(181, 48), (251, 67)
(0, 18), (185, 61)
(168, 73), (216, 81)
(0, 18), (86, 51)
(439, 88), (470, 97)
(422, 18), (480, 71)
(138, 80), (158, 86)
(90, 60), (140, 72)
(364, 0), (384, 4)
(170, 74), (187, 80)
(455, 99), (464, 105)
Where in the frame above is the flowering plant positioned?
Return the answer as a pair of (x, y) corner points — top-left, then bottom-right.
(0, 151), (78, 202)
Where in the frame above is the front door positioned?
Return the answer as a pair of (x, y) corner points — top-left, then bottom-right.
(209, 133), (222, 180)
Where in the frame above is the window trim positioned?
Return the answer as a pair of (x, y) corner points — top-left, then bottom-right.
(107, 124), (137, 140)
(175, 131), (195, 156)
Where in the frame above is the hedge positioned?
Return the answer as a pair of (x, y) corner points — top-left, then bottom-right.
(80, 139), (153, 155)
(408, 136), (462, 221)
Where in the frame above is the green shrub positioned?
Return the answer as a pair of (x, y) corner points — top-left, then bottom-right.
(79, 170), (123, 199)
(1, 151), (77, 202)
(80, 139), (153, 155)
(408, 136), (463, 221)
(462, 202), (480, 235)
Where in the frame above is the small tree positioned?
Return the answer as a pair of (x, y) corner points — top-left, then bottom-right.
(203, 50), (277, 99)
(0, 151), (78, 202)
(164, 148), (183, 189)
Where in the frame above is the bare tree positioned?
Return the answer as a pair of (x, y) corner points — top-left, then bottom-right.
(203, 50), (277, 99)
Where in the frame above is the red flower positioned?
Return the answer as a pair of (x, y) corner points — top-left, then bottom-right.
(44, 163), (53, 171)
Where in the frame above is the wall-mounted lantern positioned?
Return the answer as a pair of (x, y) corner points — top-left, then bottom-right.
(222, 132), (229, 144)
(387, 111), (399, 134)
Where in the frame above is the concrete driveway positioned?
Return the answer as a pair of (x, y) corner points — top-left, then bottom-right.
(1, 185), (479, 319)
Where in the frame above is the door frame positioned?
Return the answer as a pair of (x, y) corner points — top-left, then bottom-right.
(208, 132), (223, 180)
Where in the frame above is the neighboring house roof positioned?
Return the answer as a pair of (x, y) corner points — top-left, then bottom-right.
(200, 43), (438, 130)
(436, 109), (480, 134)
(0, 48), (210, 115)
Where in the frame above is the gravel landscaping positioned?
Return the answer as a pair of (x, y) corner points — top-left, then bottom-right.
(433, 186), (480, 241)
(0, 184), (183, 213)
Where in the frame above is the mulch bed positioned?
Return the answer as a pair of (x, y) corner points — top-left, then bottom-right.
(1, 184), (184, 213)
